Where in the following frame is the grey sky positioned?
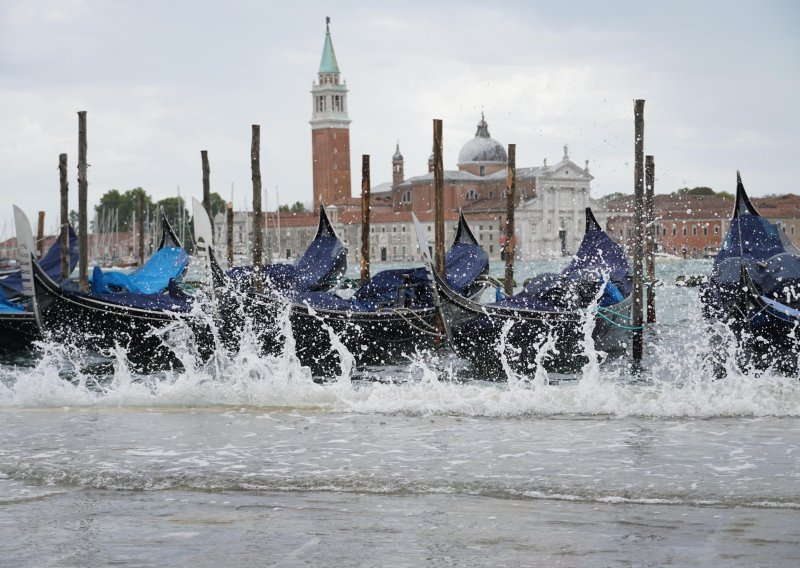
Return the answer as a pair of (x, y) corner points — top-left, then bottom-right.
(1, 0), (798, 235)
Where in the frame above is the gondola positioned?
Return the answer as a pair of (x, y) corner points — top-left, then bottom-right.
(18, 206), (212, 367)
(699, 172), (800, 372)
(289, 211), (489, 375)
(0, 217), (78, 351)
(419, 208), (633, 378)
(206, 202), (349, 356)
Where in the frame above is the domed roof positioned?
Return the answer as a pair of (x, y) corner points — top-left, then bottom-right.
(458, 113), (507, 165)
(392, 142), (403, 161)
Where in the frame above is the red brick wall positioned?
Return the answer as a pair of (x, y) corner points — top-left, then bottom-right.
(312, 127), (352, 207)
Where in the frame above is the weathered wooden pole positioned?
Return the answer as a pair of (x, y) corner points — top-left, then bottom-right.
(36, 212), (45, 258)
(59, 153), (70, 279)
(504, 144), (516, 297)
(645, 155), (656, 324)
(632, 100), (645, 362)
(137, 193), (145, 266)
(433, 119), (445, 276)
(201, 150), (212, 242)
(360, 154), (371, 282)
(77, 110), (89, 292)
(251, 125), (264, 292)
(226, 203), (234, 268)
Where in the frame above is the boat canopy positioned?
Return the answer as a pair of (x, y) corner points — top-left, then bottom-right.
(492, 208), (631, 312)
(91, 246), (189, 295)
(0, 225), (78, 299)
(708, 173), (800, 305)
(228, 205), (347, 294)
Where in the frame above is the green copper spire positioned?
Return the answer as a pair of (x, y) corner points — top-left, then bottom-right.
(319, 16), (340, 74)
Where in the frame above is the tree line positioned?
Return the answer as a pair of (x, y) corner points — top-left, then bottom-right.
(84, 188), (309, 234)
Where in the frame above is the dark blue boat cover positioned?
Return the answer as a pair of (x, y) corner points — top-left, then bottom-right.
(295, 221), (487, 313)
(67, 279), (194, 313)
(446, 241), (489, 293)
(90, 247), (189, 295)
(706, 175), (800, 308)
(227, 233), (347, 295)
(0, 226), (79, 299)
(492, 209), (631, 312)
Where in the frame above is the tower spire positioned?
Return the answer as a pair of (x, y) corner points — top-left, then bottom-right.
(319, 17), (340, 74)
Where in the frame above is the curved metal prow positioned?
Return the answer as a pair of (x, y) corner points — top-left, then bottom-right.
(453, 209), (480, 246)
(158, 210), (183, 250)
(585, 207), (602, 233)
(733, 171), (759, 218)
(314, 203), (338, 240)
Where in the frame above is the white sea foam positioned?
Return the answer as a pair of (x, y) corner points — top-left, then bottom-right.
(0, 273), (798, 418)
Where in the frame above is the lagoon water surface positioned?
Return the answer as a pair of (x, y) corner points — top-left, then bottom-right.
(1, 260), (799, 566)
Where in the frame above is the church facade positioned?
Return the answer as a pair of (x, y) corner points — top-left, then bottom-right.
(214, 20), (604, 265)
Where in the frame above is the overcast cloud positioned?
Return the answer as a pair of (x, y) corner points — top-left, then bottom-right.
(1, 0), (798, 234)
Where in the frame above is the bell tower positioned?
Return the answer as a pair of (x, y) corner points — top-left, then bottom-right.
(310, 17), (352, 206)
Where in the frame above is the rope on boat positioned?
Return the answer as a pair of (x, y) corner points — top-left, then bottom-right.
(386, 308), (444, 339)
(576, 306), (643, 330)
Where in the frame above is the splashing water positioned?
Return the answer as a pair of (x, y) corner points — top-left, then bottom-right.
(0, 260), (799, 418)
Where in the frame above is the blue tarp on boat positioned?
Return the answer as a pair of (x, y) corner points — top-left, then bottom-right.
(91, 247), (189, 295)
(0, 226), (79, 299)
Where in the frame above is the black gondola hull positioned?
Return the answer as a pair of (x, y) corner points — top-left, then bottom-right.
(0, 311), (39, 351)
(435, 267), (632, 378)
(32, 260), (213, 368)
(290, 304), (438, 376)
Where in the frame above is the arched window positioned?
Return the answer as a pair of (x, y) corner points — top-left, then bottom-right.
(400, 190), (412, 203)
(465, 190), (478, 201)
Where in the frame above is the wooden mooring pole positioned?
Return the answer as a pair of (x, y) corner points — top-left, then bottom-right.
(504, 144), (516, 297)
(59, 153), (69, 280)
(251, 125), (263, 292)
(201, 150), (212, 241)
(137, 193), (145, 267)
(632, 100), (645, 362)
(77, 111), (89, 293)
(645, 155), (656, 324)
(360, 154), (371, 283)
(433, 119), (445, 276)
(226, 203), (234, 269)
(36, 212), (45, 259)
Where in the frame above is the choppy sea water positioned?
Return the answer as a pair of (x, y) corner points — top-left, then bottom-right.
(1, 259), (799, 567)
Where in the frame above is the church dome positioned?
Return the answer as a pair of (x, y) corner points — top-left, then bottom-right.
(458, 113), (507, 165)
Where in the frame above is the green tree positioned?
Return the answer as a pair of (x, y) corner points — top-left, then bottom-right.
(675, 186), (714, 196)
(95, 187), (155, 232)
(278, 201), (308, 214)
(209, 192), (227, 218)
(156, 197), (190, 235)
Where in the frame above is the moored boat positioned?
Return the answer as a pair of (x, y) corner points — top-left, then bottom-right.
(289, 211), (489, 375)
(419, 208), (633, 378)
(699, 172), (800, 372)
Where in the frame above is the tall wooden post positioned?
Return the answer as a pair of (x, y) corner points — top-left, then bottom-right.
(137, 193), (145, 266)
(226, 203), (234, 268)
(632, 100), (645, 362)
(433, 119), (445, 276)
(645, 155), (656, 324)
(504, 144), (516, 297)
(201, 150), (212, 241)
(77, 110), (89, 292)
(360, 154), (371, 282)
(36, 212), (45, 258)
(59, 153), (69, 280)
(251, 125), (263, 292)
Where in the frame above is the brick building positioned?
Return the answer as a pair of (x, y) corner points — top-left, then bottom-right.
(605, 192), (800, 258)
(213, 20), (603, 265)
